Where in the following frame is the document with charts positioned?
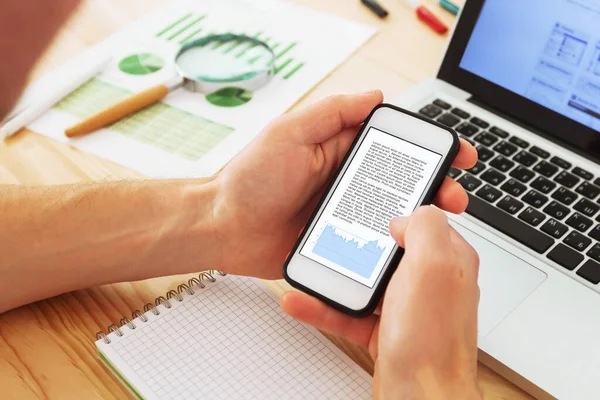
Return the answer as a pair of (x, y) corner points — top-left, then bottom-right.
(24, 0), (376, 178)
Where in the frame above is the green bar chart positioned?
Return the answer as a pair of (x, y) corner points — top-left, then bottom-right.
(155, 13), (305, 80)
(53, 79), (234, 161)
(167, 15), (206, 41)
(156, 13), (193, 37)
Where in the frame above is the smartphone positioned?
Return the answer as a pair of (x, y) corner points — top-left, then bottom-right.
(283, 104), (460, 317)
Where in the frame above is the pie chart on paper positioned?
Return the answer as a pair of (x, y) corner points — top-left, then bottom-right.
(118, 53), (165, 75)
(205, 87), (253, 107)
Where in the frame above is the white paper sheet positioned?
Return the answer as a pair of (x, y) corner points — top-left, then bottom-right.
(97, 275), (372, 400)
(27, 0), (376, 178)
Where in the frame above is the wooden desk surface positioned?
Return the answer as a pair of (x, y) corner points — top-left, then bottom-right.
(0, 0), (532, 399)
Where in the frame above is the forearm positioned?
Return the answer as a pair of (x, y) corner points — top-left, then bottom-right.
(0, 179), (221, 313)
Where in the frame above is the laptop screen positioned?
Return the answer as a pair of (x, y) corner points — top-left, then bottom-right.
(459, 0), (600, 134)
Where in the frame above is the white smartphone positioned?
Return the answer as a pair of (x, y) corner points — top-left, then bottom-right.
(283, 104), (460, 317)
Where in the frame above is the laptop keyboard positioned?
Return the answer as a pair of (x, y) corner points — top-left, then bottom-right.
(419, 99), (600, 288)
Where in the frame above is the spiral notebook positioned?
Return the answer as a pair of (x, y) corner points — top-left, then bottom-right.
(95, 271), (372, 400)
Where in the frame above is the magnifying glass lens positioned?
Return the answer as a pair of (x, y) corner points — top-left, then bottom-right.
(176, 41), (273, 83)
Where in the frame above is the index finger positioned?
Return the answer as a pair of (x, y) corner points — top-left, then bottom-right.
(402, 206), (453, 255)
(279, 91), (384, 145)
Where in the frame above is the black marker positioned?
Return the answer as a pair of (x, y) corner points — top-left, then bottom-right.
(361, 0), (389, 18)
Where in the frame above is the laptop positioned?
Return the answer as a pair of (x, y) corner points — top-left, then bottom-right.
(393, 0), (600, 398)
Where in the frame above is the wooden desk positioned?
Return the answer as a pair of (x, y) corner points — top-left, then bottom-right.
(0, 1), (532, 398)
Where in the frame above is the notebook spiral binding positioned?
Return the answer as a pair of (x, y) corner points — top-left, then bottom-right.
(96, 270), (226, 344)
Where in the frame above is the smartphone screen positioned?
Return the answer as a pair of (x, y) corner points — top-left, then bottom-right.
(299, 126), (443, 288)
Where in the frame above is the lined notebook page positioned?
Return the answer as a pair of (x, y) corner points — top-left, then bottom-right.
(97, 275), (372, 400)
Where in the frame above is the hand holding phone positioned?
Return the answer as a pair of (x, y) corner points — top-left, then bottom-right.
(283, 104), (460, 317)
(282, 207), (481, 399)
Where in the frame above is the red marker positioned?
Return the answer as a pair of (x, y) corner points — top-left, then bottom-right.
(402, 0), (448, 35)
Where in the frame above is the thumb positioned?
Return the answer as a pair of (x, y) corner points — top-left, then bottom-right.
(283, 90), (383, 144)
(389, 217), (409, 248)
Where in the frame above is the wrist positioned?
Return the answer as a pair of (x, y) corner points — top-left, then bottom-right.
(138, 177), (223, 278)
(174, 177), (224, 274)
(429, 377), (481, 400)
(381, 380), (481, 400)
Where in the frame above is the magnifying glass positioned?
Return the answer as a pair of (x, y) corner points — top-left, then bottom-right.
(65, 33), (275, 138)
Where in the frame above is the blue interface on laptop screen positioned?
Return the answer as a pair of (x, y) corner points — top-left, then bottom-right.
(460, 0), (600, 133)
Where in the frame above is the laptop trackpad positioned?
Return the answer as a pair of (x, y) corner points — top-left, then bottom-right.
(450, 220), (547, 337)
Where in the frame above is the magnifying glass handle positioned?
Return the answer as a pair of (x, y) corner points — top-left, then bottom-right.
(65, 84), (171, 138)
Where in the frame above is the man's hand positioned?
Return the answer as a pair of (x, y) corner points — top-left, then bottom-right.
(281, 206), (482, 399)
(213, 91), (478, 278)
(0, 91), (476, 313)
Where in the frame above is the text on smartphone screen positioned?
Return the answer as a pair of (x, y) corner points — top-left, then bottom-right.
(300, 127), (442, 287)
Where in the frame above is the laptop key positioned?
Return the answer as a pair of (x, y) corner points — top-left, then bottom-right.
(533, 161), (559, 177)
(572, 167), (593, 181)
(519, 207), (546, 226)
(437, 113), (460, 127)
(470, 117), (489, 129)
(489, 156), (514, 172)
(476, 184), (503, 203)
(550, 156), (572, 170)
(481, 169), (506, 185)
(551, 187), (578, 206)
(563, 231), (591, 252)
(451, 107), (470, 119)
(574, 181), (600, 199)
(543, 201), (570, 220)
(467, 161), (486, 175)
(589, 225), (600, 242)
(586, 243), (600, 263)
(522, 190), (548, 208)
(509, 166), (535, 183)
(509, 136), (529, 148)
(489, 126), (510, 138)
(466, 194), (554, 253)
(576, 260), (600, 284)
(457, 174), (482, 192)
(554, 171), (580, 188)
(513, 151), (538, 167)
(433, 99), (451, 110)
(574, 198), (600, 217)
(501, 179), (527, 197)
(566, 212), (593, 232)
(541, 219), (569, 239)
(456, 122), (479, 137)
(419, 104), (443, 119)
(493, 141), (518, 157)
(497, 195), (524, 215)
(474, 132), (499, 147)
(447, 167), (462, 179)
(594, 177), (600, 187)
(531, 176), (557, 194)
(529, 146), (550, 159)
(547, 244), (584, 270)
(477, 146), (495, 162)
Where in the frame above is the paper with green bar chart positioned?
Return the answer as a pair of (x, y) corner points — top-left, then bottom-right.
(26, 0), (376, 178)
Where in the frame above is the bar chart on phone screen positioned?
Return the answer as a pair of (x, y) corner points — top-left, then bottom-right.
(28, 0), (376, 178)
